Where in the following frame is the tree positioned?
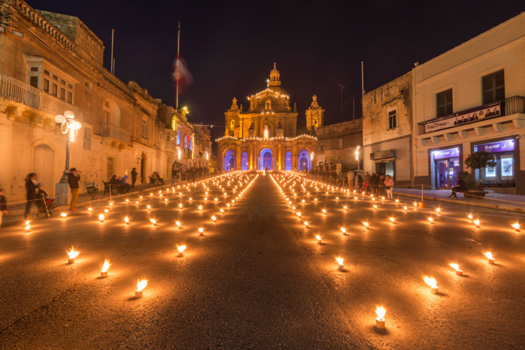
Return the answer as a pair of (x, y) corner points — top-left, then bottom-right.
(465, 151), (496, 186)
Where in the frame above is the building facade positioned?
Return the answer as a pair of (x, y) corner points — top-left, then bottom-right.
(216, 64), (318, 171)
(314, 119), (362, 173)
(363, 72), (412, 184)
(0, 1), (199, 202)
(413, 13), (525, 194)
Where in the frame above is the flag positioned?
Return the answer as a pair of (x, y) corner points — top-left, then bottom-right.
(172, 55), (193, 93)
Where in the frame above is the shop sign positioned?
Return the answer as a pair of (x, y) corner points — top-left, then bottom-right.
(432, 148), (459, 160)
(425, 102), (501, 133)
(371, 150), (395, 160)
(474, 139), (515, 153)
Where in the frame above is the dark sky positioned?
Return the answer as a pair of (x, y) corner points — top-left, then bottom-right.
(34, 0), (523, 140)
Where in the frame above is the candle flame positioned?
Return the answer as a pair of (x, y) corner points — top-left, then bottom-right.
(389, 217), (395, 223)
(124, 216), (129, 223)
(512, 222), (520, 231)
(468, 214), (473, 220)
(60, 212), (67, 218)
(315, 234), (321, 241)
(211, 215), (217, 221)
(136, 279), (148, 292)
(484, 252), (494, 260)
(376, 306), (386, 321)
(341, 227), (346, 234)
(150, 218), (157, 225)
(88, 207), (93, 212)
(198, 205), (203, 210)
(177, 245), (187, 253)
(67, 247), (79, 259)
(473, 219), (480, 226)
(336, 257), (344, 265)
(449, 263), (460, 271)
(99, 214), (105, 222)
(176, 221), (181, 228)
(198, 228), (204, 233)
(363, 222), (369, 227)
(101, 259), (110, 273)
(423, 276), (438, 289)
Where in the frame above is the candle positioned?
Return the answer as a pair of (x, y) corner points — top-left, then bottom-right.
(389, 217), (395, 223)
(375, 306), (386, 328)
(67, 246), (79, 264)
(99, 214), (105, 223)
(198, 227), (204, 236)
(150, 218), (157, 226)
(363, 222), (369, 229)
(100, 259), (110, 277)
(124, 216), (130, 225)
(484, 252), (495, 264)
(340, 227), (347, 235)
(473, 219), (480, 228)
(468, 214), (473, 221)
(147, 205), (151, 211)
(25, 220), (30, 232)
(177, 245), (187, 257)
(198, 205), (203, 210)
(211, 215), (217, 222)
(436, 207), (441, 214)
(322, 209), (327, 214)
(336, 257), (344, 271)
(428, 217), (434, 224)
(315, 234), (322, 244)
(176, 221), (182, 229)
(135, 279), (148, 298)
(60, 212), (67, 218)
(424, 276), (439, 294)
(304, 221), (309, 228)
(449, 263), (463, 276)
(512, 222), (520, 232)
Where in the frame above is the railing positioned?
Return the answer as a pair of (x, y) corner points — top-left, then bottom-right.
(96, 123), (131, 143)
(0, 75), (41, 109)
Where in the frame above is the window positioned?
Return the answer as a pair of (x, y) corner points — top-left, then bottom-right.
(141, 120), (148, 138)
(51, 83), (58, 97)
(30, 67), (38, 72)
(265, 100), (271, 110)
(83, 128), (92, 150)
(43, 79), (49, 93)
(60, 88), (66, 100)
(29, 76), (38, 88)
(388, 110), (397, 129)
(43, 70), (50, 76)
(67, 91), (72, 104)
(320, 144), (324, 152)
(482, 70), (505, 104)
(436, 89), (453, 117)
(230, 120), (235, 130)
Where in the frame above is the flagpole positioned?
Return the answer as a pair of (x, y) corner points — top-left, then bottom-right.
(176, 21), (181, 110)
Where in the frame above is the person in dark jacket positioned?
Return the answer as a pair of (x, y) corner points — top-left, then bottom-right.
(25, 173), (40, 220)
(450, 177), (467, 198)
(131, 168), (138, 189)
(0, 187), (7, 228)
(67, 168), (80, 211)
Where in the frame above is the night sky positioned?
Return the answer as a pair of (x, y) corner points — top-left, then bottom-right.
(34, 0), (522, 139)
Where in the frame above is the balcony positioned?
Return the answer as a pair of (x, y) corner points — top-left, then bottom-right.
(0, 75), (41, 109)
(96, 123), (131, 147)
(418, 96), (525, 146)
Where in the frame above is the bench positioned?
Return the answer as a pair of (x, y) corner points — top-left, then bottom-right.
(86, 182), (99, 199)
(464, 189), (487, 199)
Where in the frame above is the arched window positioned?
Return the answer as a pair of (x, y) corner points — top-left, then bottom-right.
(265, 100), (271, 111)
(230, 120), (235, 130)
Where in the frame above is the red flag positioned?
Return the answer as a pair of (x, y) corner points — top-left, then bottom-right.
(172, 55), (193, 93)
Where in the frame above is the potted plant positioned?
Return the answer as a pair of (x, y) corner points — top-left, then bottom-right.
(464, 151), (496, 198)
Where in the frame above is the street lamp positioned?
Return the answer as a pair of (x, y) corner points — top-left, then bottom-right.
(355, 145), (361, 172)
(55, 111), (82, 206)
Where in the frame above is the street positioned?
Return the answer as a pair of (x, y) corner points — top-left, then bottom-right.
(0, 172), (524, 349)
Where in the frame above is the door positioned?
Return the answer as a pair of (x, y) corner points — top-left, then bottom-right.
(33, 144), (54, 194)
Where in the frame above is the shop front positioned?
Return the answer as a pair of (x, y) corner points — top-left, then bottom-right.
(430, 146), (462, 189)
(371, 150), (396, 179)
(473, 138), (516, 189)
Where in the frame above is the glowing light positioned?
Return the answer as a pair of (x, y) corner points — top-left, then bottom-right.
(198, 227), (204, 236)
(341, 227), (347, 235)
(177, 245), (187, 257)
(135, 279), (148, 298)
(198, 205), (203, 210)
(25, 221), (30, 231)
(101, 259), (110, 277)
(211, 215), (217, 222)
(389, 217), (395, 223)
(512, 222), (520, 232)
(363, 222), (369, 229)
(176, 221), (182, 229)
(67, 246), (79, 263)
(88, 207), (93, 212)
(60, 212), (67, 218)
(423, 276), (439, 294)
(99, 214), (105, 222)
(315, 234), (322, 244)
(147, 205), (151, 210)
(375, 306), (386, 328)
(468, 214), (473, 221)
(449, 263), (463, 276)
(473, 219), (480, 228)
(436, 207), (441, 214)
(428, 217), (434, 224)
(322, 209), (327, 214)
(484, 252), (495, 264)
(150, 218), (157, 226)
(124, 216), (130, 224)
(336, 257), (344, 271)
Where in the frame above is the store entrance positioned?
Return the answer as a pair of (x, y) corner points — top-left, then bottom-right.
(435, 158), (460, 188)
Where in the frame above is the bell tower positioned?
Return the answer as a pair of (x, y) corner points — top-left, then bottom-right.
(305, 95), (324, 131)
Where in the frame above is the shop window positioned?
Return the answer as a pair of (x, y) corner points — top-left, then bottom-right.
(388, 110), (397, 129)
(436, 89), (453, 117)
(482, 70), (505, 104)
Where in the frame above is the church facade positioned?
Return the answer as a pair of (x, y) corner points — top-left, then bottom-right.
(216, 64), (322, 171)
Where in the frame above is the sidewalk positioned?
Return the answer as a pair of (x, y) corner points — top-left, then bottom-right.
(0, 181), (185, 227)
(393, 188), (525, 213)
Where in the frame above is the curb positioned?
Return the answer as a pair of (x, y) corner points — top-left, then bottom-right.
(394, 191), (525, 214)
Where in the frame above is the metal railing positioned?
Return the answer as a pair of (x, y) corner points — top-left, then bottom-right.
(96, 123), (131, 143)
(0, 75), (41, 109)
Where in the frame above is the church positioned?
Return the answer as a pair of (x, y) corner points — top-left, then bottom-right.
(216, 64), (323, 171)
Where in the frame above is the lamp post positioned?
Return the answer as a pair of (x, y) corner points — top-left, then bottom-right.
(55, 111), (82, 206)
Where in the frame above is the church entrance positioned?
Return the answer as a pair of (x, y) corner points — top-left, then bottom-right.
(259, 148), (273, 170)
(298, 150), (310, 171)
(224, 150), (236, 171)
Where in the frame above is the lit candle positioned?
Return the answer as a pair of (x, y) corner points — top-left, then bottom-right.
(389, 217), (395, 224)
(177, 244), (187, 257)
(413, 202), (418, 207)
(100, 259), (110, 277)
(363, 222), (369, 229)
(484, 252), (495, 264)
(198, 227), (204, 236)
(315, 234), (322, 244)
(512, 222), (520, 232)
(428, 217), (434, 224)
(403, 206), (408, 211)
(211, 215), (217, 222)
(343, 205), (348, 210)
(322, 209), (327, 214)
(104, 209), (109, 214)
(395, 199), (399, 203)
(147, 205), (151, 211)
(150, 218), (157, 226)
(99, 214), (105, 223)
(67, 246), (79, 264)
(336, 257), (344, 271)
(468, 214), (473, 221)
(436, 207), (441, 214)
(198, 205), (203, 210)
(473, 219), (480, 228)
(179, 203), (183, 209)
(449, 263), (463, 276)
(60, 212), (67, 218)
(220, 208), (224, 214)
(341, 227), (347, 235)
(135, 279), (148, 298)
(424, 276), (439, 294)
(125, 199), (129, 203)
(124, 216), (130, 225)
(88, 207), (93, 212)
(304, 221), (309, 228)
(109, 202), (114, 208)
(25, 220), (30, 232)
(375, 306), (386, 329)
(297, 211), (301, 217)
(373, 204), (378, 210)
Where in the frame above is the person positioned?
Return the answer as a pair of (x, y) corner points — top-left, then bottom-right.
(378, 174), (385, 196)
(369, 173), (379, 194)
(67, 168), (80, 211)
(131, 168), (138, 189)
(347, 171), (354, 190)
(109, 175), (119, 184)
(0, 188), (7, 228)
(25, 173), (40, 220)
(384, 175), (394, 199)
(450, 177), (466, 198)
(364, 172), (371, 193)
(121, 174), (131, 193)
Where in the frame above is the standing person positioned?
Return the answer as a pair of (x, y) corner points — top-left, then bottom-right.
(25, 173), (40, 220)
(347, 171), (354, 190)
(378, 174), (385, 196)
(384, 175), (394, 199)
(131, 168), (138, 189)
(0, 188), (7, 228)
(364, 172), (371, 193)
(67, 168), (80, 212)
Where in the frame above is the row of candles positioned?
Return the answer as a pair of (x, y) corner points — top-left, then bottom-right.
(272, 172), (514, 329)
(47, 172), (258, 299)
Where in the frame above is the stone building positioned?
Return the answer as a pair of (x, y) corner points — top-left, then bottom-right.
(362, 72), (412, 184)
(413, 13), (525, 194)
(314, 119), (362, 173)
(216, 64), (318, 171)
(192, 124), (212, 169)
(0, 1), (198, 202)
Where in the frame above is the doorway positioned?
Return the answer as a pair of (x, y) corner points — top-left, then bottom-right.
(33, 144), (54, 194)
(140, 153), (146, 183)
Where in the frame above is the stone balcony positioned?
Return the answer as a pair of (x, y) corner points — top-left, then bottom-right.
(96, 123), (131, 149)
